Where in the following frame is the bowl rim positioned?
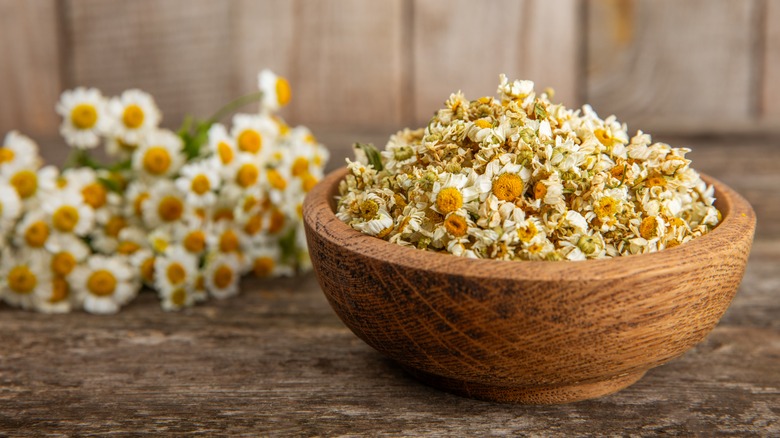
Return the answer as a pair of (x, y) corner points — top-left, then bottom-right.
(303, 167), (756, 282)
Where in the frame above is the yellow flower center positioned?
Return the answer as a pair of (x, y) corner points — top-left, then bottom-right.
(273, 116), (290, 136)
(219, 230), (240, 253)
(0, 147), (14, 163)
(645, 175), (667, 188)
(436, 187), (463, 214)
(52, 205), (80, 232)
(301, 173), (318, 192)
(51, 252), (77, 276)
(122, 104), (145, 128)
(266, 169), (287, 190)
(639, 216), (658, 239)
(213, 265), (234, 289)
(268, 208), (285, 234)
(133, 192), (150, 216)
(166, 263), (186, 286)
(528, 242), (545, 254)
(492, 173), (524, 202)
(291, 157), (309, 177)
(444, 215), (468, 237)
(7, 266), (37, 294)
(594, 128), (615, 146)
(238, 130), (262, 154)
(171, 288), (187, 306)
(237, 164), (260, 188)
(276, 77), (291, 106)
(253, 256), (275, 278)
(183, 230), (206, 253)
(152, 237), (168, 253)
(141, 257), (156, 283)
(517, 222), (537, 243)
(304, 133), (317, 144)
(213, 208), (234, 222)
(244, 214), (263, 235)
(71, 103), (98, 129)
(142, 147), (172, 175)
(11, 170), (38, 198)
(359, 200), (379, 220)
(533, 181), (547, 200)
(218, 142), (234, 164)
(104, 216), (127, 238)
(668, 217), (685, 227)
(82, 182), (108, 209)
(87, 270), (117, 297)
(24, 220), (49, 247)
(594, 197), (618, 217)
(117, 241), (141, 255)
(157, 196), (184, 222)
(50, 276), (69, 303)
(190, 174), (211, 195)
(475, 119), (492, 129)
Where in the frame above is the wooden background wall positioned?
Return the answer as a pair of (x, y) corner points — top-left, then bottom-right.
(0, 0), (778, 152)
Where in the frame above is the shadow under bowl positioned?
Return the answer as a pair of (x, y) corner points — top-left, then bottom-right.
(302, 167), (756, 404)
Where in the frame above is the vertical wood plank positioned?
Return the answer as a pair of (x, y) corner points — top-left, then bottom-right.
(411, 0), (581, 127)
(64, 0), (236, 127)
(763, 0), (780, 121)
(0, 0), (62, 138)
(586, 0), (759, 133)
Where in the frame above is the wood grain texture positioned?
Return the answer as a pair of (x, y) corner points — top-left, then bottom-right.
(0, 0), (62, 137)
(411, 0), (581, 126)
(63, 0), (237, 127)
(763, 0), (780, 121)
(303, 168), (756, 404)
(586, 0), (761, 134)
(0, 135), (778, 433)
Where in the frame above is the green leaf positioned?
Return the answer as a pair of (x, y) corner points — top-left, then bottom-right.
(97, 176), (122, 193)
(534, 102), (548, 120)
(354, 143), (383, 171)
(279, 227), (298, 265)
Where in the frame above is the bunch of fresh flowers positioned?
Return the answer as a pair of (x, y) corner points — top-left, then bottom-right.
(338, 75), (719, 261)
(0, 70), (328, 313)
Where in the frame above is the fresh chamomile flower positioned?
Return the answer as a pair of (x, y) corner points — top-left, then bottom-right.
(175, 224), (208, 256)
(70, 254), (139, 314)
(42, 190), (96, 236)
(0, 131), (41, 175)
(159, 285), (197, 312)
(108, 89), (162, 145)
(56, 87), (108, 149)
(2, 165), (56, 204)
(258, 69), (291, 112)
(45, 233), (90, 278)
(263, 165), (291, 205)
(0, 248), (51, 310)
(14, 211), (52, 254)
(248, 246), (294, 279)
(34, 275), (73, 314)
(231, 113), (278, 157)
(142, 180), (188, 229)
(124, 180), (152, 222)
(116, 226), (150, 256)
(129, 247), (156, 287)
(132, 129), (185, 179)
(90, 211), (129, 254)
(206, 123), (238, 169)
(204, 253), (242, 299)
(154, 245), (198, 295)
(207, 221), (246, 256)
(175, 160), (221, 208)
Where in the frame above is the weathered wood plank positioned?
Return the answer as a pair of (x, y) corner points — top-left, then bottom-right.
(586, 0), (761, 134)
(0, 0), (62, 138)
(411, 0), (581, 126)
(763, 0), (780, 120)
(63, 0), (236, 127)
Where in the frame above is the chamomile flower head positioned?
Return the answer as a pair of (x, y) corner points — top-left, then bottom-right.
(258, 69), (292, 112)
(57, 87), (109, 149)
(142, 180), (188, 229)
(14, 211), (52, 254)
(0, 131), (41, 176)
(154, 245), (198, 294)
(204, 253), (242, 299)
(0, 181), (22, 233)
(206, 123), (237, 169)
(70, 254), (138, 314)
(231, 113), (278, 157)
(133, 129), (185, 179)
(0, 249), (50, 310)
(35, 275), (74, 314)
(90, 211), (130, 254)
(108, 89), (162, 145)
(45, 233), (90, 278)
(248, 246), (293, 279)
(42, 190), (96, 236)
(176, 160), (221, 208)
(225, 152), (263, 192)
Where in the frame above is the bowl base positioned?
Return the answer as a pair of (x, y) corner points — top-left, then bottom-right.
(401, 366), (647, 404)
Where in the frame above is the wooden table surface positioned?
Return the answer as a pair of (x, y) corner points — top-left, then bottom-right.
(1, 133), (778, 436)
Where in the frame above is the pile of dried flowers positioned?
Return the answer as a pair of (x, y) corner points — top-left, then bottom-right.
(0, 70), (328, 313)
(338, 75), (719, 261)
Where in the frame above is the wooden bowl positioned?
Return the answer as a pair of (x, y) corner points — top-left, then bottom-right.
(302, 168), (756, 404)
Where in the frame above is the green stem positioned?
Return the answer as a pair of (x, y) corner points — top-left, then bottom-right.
(207, 91), (264, 124)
